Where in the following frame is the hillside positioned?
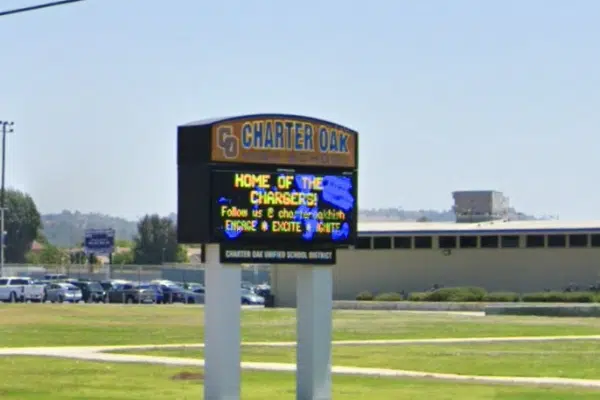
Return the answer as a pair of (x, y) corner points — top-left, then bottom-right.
(41, 209), (536, 248)
(42, 211), (138, 247)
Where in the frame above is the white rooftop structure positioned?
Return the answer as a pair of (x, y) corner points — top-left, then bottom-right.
(452, 190), (510, 223)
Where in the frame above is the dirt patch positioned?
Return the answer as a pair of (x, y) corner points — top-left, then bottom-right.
(171, 371), (204, 382)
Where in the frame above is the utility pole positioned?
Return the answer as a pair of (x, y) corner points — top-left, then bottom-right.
(0, 121), (14, 278)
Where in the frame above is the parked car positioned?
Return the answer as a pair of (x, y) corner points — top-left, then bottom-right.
(44, 274), (68, 281)
(151, 279), (178, 287)
(135, 283), (164, 304)
(254, 284), (271, 298)
(182, 282), (204, 291)
(0, 277), (46, 303)
(32, 279), (52, 299)
(188, 285), (205, 304)
(107, 283), (155, 304)
(241, 288), (265, 305)
(100, 279), (130, 292)
(160, 283), (203, 304)
(70, 280), (106, 303)
(45, 282), (83, 303)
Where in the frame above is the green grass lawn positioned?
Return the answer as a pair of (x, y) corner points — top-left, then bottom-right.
(1, 304), (600, 347)
(2, 306), (600, 398)
(0, 357), (598, 400)
(124, 340), (600, 379)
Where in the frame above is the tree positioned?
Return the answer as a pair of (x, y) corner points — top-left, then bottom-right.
(36, 231), (49, 245)
(26, 244), (67, 265)
(67, 250), (99, 265)
(115, 239), (133, 249)
(4, 189), (42, 263)
(133, 214), (188, 264)
(112, 250), (134, 265)
(417, 216), (430, 222)
(70, 250), (86, 264)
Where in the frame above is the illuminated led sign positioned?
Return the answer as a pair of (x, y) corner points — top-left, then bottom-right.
(177, 113), (358, 247)
(211, 170), (356, 244)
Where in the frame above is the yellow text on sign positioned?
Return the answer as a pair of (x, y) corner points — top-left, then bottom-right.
(234, 174), (323, 191)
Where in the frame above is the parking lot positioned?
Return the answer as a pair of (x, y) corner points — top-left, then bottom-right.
(0, 275), (271, 306)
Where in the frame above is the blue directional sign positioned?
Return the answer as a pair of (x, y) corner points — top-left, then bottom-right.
(83, 228), (115, 255)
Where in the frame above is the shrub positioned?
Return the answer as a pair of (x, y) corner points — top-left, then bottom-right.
(373, 292), (403, 301)
(483, 292), (521, 302)
(407, 292), (429, 301)
(423, 287), (487, 302)
(521, 291), (597, 303)
(355, 291), (374, 301)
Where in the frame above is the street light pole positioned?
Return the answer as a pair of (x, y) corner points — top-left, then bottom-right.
(0, 121), (14, 278)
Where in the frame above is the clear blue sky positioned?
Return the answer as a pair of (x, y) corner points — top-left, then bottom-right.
(0, 0), (598, 220)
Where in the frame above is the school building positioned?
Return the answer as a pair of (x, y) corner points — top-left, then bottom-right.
(271, 192), (600, 307)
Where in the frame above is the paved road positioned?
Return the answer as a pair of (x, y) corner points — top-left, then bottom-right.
(2, 335), (600, 388)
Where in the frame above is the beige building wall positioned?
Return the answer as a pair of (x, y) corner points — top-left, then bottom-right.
(272, 247), (600, 307)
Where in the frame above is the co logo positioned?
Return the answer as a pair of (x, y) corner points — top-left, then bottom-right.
(216, 125), (239, 159)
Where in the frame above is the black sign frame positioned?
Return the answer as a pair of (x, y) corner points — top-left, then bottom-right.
(176, 113), (359, 249)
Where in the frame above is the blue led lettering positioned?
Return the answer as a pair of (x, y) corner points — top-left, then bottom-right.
(332, 222), (350, 241)
(220, 196), (243, 239)
(224, 225), (243, 239)
(294, 174), (311, 191)
(322, 176), (354, 212)
(291, 174), (321, 241)
(293, 203), (319, 241)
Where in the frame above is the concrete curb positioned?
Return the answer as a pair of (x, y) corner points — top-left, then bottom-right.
(485, 304), (600, 317)
(333, 301), (489, 311)
(333, 301), (600, 312)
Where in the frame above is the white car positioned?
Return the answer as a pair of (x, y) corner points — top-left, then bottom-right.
(151, 279), (177, 286)
(241, 288), (265, 305)
(0, 277), (46, 303)
(45, 282), (83, 303)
